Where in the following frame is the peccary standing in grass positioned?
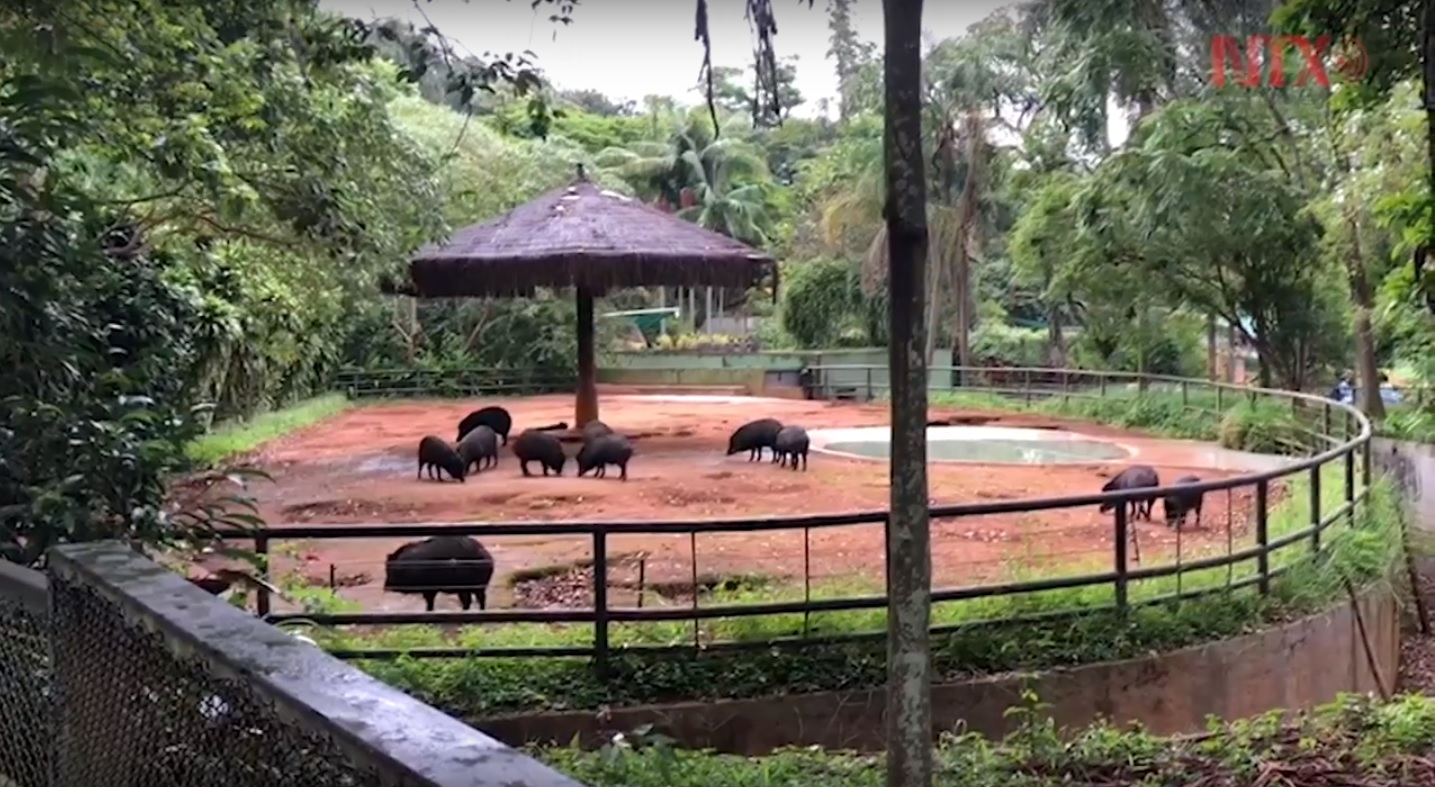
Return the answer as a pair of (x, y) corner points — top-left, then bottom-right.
(774, 425), (810, 471)
(576, 433), (633, 480)
(456, 424), (499, 474)
(1162, 475), (1205, 530)
(416, 435), (466, 483)
(513, 429), (566, 476)
(383, 536), (494, 611)
(727, 418), (783, 461)
(581, 420), (614, 443)
(1097, 465), (1160, 521)
(457, 406), (513, 445)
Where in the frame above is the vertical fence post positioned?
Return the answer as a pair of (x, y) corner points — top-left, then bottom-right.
(1322, 402), (1332, 439)
(1113, 503), (1129, 612)
(1309, 464), (1322, 553)
(1060, 370), (1070, 405)
(1344, 416), (1356, 527)
(1255, 480), (1270, 595)
(592, 529), (610, 678)
(1180, 380), (1188, 407)
(254, 535), (271, 617)
(866, 366), (874, 401)
(1362, 433), (1372, 491)
(1022, 367), (1033, 404)
(1099, 372), (1108, 399)
(1216, 385), (1224, 412)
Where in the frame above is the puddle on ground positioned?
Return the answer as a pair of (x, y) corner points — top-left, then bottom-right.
(351, 454), (413, 475)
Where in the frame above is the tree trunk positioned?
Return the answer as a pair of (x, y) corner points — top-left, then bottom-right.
(1227, 321), (1239, 383)
(881, 1), (933, 785)
(923, 244), (941, 365)
(1135, 305), (1150, 392)
(1206, 314), (1217, 381)
(1424, 0), (1435, 314)
(1344, 213), (1386, 418)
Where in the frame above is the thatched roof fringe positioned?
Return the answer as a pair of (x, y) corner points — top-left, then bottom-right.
(402, 179), (776, 298)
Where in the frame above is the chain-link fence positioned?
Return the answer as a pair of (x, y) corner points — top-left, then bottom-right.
(0, 542), (585, 787)
(0, 561), (50, 787)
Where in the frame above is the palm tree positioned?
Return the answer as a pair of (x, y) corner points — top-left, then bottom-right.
(595, 112), (772, 245)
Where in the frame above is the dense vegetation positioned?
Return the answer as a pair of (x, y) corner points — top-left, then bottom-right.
(542, 692), (1435, 786)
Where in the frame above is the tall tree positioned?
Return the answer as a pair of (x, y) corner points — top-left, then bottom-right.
(881, 0), (933, 784)
(827, 0), (872, 121)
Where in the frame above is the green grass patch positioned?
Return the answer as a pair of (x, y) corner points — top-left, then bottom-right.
(186, 393), (350, 465)
(928, 384), (1336, 455)
(539, 692), (1435, 786)
(1379, 405), (1435, 443)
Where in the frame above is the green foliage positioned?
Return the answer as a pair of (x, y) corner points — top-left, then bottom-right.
(186, 394), (351, 467)
(780, 258), (872, 347)
(542, 693), (1435, 786)
(0, 0), (459, 561)
(970, 324), (1049, 367)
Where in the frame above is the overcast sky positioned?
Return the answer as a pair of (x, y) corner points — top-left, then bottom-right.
(328, 1), (1014, 117)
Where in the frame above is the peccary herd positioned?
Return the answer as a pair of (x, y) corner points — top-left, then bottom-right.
(1098, 464), (1206, 530)
(412, 405), (633, 483)
(727, 418), (810, 471)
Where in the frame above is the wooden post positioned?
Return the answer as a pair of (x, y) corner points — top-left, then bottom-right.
(575, 286), (599, 427)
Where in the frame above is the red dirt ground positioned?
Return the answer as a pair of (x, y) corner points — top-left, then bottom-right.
(184, 394), (1278, 611)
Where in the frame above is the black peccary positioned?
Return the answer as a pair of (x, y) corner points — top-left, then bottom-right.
(383, 536), (494, 611)
(456, 425), (499, 474)
(727, 418), (783, 461)
(416, 435), (466, 482)
(581, 420), (614, 443)
(1097, 465), (1160, 521)
(774, 425), (810, 471)
(576, 433), (633, 480)
(456, 406), (513, 445)
(1162, 475), (1205, 529)
(513, 429), (566, 476)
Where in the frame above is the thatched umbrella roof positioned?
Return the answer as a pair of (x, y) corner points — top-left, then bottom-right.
(394, 176), (776, 298)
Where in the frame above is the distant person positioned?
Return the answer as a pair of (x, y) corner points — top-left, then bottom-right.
(1330, 375), (1353, 404)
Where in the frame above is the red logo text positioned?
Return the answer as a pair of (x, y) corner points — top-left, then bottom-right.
(1209, 34), (1367, 88)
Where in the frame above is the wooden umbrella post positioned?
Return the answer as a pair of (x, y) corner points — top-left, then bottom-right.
(575, 285), (599, 428)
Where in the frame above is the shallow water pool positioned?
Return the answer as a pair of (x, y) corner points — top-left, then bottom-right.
(811, 425), (1131, 465)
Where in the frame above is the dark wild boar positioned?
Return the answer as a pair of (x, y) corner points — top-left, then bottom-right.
(774, 425), (810, 471)
(576, 434), (633, 480)
(456, 406), (513, 445)
(727, 418), (783, 461)
(1097, 465), (1160, 521)
(416, 435), (466, 483)
(383, 536), (494, 611)
(1162, 475), (1205, 529)
(456, 424), (499, 474)
(512, 429), (566, 477)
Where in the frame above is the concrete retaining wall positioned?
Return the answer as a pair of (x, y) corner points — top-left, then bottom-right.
(476, 586), (1399, 755)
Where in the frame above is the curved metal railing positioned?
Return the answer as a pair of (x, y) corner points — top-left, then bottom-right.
(215, 366), (1377, 672)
